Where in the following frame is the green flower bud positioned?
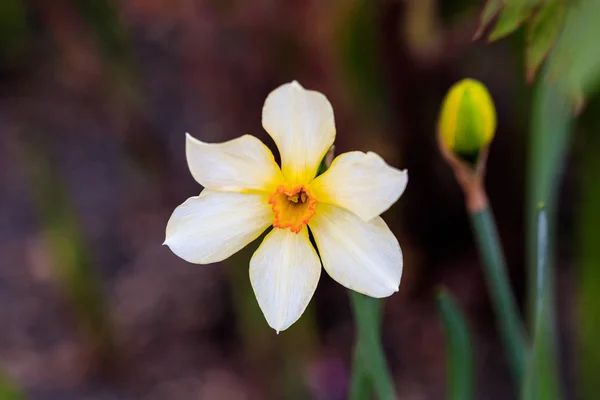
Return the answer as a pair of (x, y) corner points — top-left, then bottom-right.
(438, 78), (497, 157)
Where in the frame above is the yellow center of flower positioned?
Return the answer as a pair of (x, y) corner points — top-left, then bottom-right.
(269, 184), (317, 233)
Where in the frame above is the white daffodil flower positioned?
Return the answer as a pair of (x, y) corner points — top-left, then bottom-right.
(165, 81), (408, 332)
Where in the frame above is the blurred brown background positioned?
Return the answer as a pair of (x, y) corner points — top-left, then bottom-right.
(0, 0), (575, 399)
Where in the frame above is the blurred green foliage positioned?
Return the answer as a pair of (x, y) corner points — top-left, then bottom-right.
(484, 0), (537, 42)
(525, 1), (567, 82)
(477, 2), (600, 397)
(0, 0), (29, 65)
(479, 0), (600, 101)
(20, 134), (116, 366)
(550, 0), (600, 101)
(69, 0), (142, 107)
(0, 369), (25, 400)
(69, 0), (132, 70)
(337, 0), (386, 117)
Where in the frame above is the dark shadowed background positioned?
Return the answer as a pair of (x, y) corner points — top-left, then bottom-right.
(0, 0), (584, 399)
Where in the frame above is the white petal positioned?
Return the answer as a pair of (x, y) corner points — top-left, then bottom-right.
(165, 190), (272, 264)
(262, 81), (335, 183)
(309, 203), (402, 297)
(186, 133), (284, 193)
(250, 227), (321, 332)
(310, 151), (408, 221)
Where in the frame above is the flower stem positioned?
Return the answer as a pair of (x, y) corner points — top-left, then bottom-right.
(348, 291), (396, 400)
(470, 206), (527, 384)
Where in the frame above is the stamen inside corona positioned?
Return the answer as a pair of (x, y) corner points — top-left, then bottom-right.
(269, 185), (317, 233)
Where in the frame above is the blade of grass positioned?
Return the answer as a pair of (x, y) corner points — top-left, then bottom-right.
(348, 292), (396, 400)
(470, 207), (527, 384)
(437, 289), (474, 400)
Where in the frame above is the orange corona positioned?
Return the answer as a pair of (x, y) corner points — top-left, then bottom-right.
(268, 184), (317, 233)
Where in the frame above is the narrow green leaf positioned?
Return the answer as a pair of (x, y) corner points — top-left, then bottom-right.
(437, 289), (474, 400)
(523, 64), (569, 400)
(526, 65), (571, 327)
(525, 0), (567, 82)
(470, 208), (527, 385)
(535, 206), (548, 320)
(522, 206), (562, 400)
(523, 70), (567, 400)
